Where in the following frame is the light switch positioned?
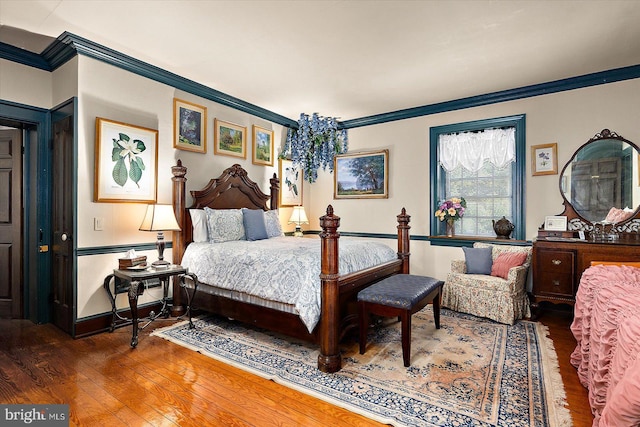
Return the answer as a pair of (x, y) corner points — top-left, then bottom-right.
(94, 217), (104, 231)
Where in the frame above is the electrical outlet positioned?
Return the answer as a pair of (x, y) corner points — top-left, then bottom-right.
(94, 217), (104, 231)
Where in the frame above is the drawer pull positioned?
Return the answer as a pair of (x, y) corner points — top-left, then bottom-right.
(552, 259), (562, 265)
(552, 280), (560, 286)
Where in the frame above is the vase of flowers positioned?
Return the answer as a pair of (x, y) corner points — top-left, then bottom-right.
(434, 197), (467, 237)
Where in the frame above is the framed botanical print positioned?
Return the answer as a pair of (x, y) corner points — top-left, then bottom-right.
(94, 117), (158, 203)
(214, 118), (246, 158)
(173, 98), (207, 153)
(334, 149), (389, 199)
(252, 125), (274, 166)
(279, 159), (303, 206)
(531, 143), (558, 176)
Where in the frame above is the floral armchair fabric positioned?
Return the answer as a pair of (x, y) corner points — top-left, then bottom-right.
(442, 242), (532, 325)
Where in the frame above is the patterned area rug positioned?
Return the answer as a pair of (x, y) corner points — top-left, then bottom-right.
(152, 307), (572, 426)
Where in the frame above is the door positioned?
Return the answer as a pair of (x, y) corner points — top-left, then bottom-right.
(0, 129), (23, 318)
(51, 116), (74, 334)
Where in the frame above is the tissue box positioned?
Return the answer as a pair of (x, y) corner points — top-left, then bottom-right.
(118, 256), (147, 269)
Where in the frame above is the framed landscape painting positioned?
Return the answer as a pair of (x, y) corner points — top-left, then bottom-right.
(334, 149), (389, 199)
(214, 119), (246, 158)
(94, 117), (158, 203)
(173, 98), (207, 153)
(252, 125), (274, 166)
(279, 159), (303, 206)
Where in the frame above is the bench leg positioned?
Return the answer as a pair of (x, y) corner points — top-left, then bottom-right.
(401, 310), (411, 367)
(433, 290), (441, 329)
(359, 302), (367, 355)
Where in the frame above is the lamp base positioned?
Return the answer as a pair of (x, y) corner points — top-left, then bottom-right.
(293, 226), (304, 237)
(151, 259), (170, 269)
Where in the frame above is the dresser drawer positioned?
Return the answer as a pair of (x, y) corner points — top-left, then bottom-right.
(537, 250), (575, 274)
(537, 272), (574, 298)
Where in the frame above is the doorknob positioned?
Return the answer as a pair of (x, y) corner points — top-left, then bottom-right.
(61, 233), (69, 241)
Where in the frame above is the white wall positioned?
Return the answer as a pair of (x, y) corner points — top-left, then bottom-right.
(4, 52), (640, 320)
(307, 78), (640, 281)
(0, 59), (52, 108)
(75, 56), (291, 318)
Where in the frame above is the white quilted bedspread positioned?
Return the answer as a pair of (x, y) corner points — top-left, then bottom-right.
(180, 236), (397, 332)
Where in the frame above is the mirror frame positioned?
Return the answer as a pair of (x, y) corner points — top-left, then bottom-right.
(557, 128), (640, 234)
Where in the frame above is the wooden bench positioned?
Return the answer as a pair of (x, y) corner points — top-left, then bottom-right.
(358, 274), (444, 367)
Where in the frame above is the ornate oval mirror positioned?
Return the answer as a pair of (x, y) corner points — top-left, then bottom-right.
(560, 129), (640, 223)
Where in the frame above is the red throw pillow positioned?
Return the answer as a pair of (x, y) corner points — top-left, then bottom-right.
(490, 252), (528, 279)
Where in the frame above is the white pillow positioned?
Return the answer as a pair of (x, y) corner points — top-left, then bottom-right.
(189, 209), (208, 243)
(265, 209), (284, 238)
(204, 207), (245, 243)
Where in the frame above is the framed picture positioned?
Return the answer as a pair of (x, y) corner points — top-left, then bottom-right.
(173, 98), (207, 153)
(279, 159), (303, 206)
(214, 118), (246, 158)
(334, 149), (389, 199)
(252, 125), (274, 166)
(544, 215), (568, 231)
(94, 117), (158, 203)
(531, 143), (558, 176)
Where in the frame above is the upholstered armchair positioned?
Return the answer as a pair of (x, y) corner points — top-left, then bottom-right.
(442, 242), (532, 325)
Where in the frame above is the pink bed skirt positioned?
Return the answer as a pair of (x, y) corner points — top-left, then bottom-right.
(570, 264), (640, 426)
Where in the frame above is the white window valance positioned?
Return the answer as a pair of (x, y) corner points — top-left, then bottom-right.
(438, 127), (516, 172)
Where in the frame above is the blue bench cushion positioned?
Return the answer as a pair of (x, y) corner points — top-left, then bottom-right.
(358, 274), (444, 309)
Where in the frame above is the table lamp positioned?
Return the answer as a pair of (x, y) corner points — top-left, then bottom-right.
(139, 204), (181, 268)
(288, 206), (309, 237)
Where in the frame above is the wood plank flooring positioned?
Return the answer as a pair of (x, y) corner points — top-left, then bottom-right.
(0, 310), (592, 426)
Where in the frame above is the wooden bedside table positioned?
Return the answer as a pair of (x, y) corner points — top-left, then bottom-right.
(103, 265), (198, 347)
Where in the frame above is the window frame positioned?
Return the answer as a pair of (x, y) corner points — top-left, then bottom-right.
(429, 114), (526, 245)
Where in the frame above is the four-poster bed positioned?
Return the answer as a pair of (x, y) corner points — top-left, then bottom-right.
(170, 161), (411, 372)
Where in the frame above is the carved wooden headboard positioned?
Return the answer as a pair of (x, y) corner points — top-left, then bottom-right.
(171, 161), (280, 264)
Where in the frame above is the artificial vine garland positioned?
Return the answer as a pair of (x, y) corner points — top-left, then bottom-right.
(281, 113), (348, 183)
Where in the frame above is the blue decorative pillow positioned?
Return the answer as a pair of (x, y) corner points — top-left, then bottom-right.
(204, 207), (245, 243)
(462, 247), (493, 274)
(242, 208), (269, 241)
(264, 209), (284, 238)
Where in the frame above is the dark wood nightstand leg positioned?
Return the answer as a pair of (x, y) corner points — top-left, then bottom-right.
(103, 274), (116, 332)
(179, 273), (199, 329)
(128, 281), (144, 348)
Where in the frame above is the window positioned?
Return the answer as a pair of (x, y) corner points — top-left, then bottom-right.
(430, 115), (526, 242)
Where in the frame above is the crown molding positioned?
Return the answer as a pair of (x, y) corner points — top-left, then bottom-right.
(0, 41), (51, 70)
(2, 31), (639, 130)
(1, 32), (298, 128)
(340, 64), (640, 129)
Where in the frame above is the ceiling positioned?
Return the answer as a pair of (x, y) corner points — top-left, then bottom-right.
(2, 1), (640, 122)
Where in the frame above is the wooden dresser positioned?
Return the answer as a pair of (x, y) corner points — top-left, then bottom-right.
(530, 129), (640, 318)
(531, 236), (640, 316)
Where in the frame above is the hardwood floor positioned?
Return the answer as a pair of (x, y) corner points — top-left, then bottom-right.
(0, 309), (593, 427)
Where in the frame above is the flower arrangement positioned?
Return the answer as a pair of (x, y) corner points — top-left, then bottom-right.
(434, 197), (467, 222)
(280, 113), (348, 183)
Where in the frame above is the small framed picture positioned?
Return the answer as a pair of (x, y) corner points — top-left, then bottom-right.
(334, 149), (389, 199)
(173, 98), (207, 153)
(544, 215), (568, 231)
(531, 143), (558, 176)
(252, 125), (274, 166)
(214, 118), (246, 159)
(279, 159), (303, 206)
(94, 117), (158, 203)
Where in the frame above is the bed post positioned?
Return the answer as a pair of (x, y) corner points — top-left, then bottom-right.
(318, 205), (341, 373)
(269, 173), (279, 210)
(171, 160), (187, 316)
(397, 207), (411, 274)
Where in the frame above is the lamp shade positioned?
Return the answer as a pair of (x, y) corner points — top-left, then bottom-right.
(288, 206), (309, 225)
(139, 204), (181, 232)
